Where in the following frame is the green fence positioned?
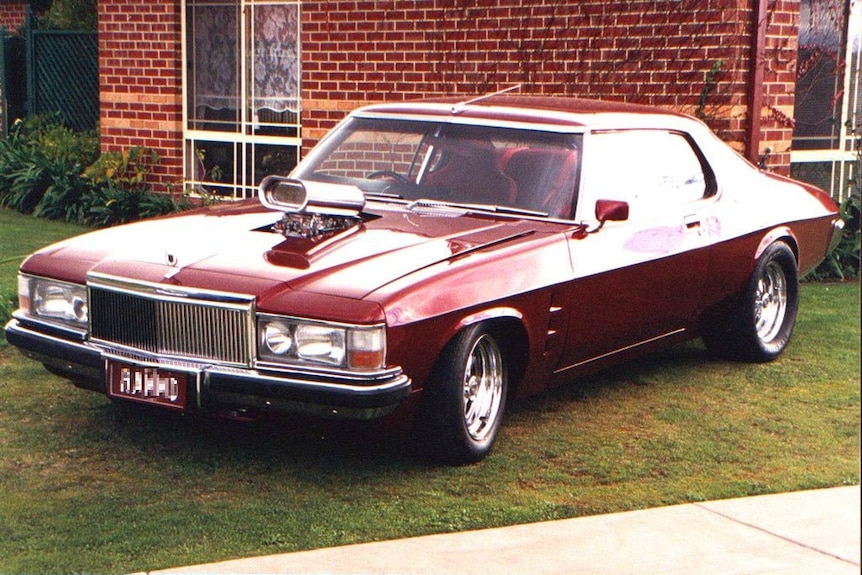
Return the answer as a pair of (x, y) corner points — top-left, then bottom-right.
(27, 28), (98, 132)
(0, 11), (97, 136)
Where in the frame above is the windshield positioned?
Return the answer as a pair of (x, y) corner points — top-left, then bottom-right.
(293, 117), (583, 219)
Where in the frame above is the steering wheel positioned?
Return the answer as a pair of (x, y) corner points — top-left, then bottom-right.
(366, 170), (409, 184)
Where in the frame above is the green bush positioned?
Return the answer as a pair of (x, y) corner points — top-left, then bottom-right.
(807, 187), (861, 281)
(0, 115), (189, 228)
(0, 115), (100, 219)
(807, 126), (861, 281)
(82, 147), (190, 227)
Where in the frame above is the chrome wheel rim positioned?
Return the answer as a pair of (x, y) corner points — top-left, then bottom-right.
(754, 261), (787, 343)
(462, 334), (504, 442)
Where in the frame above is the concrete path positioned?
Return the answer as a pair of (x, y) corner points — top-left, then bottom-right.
(152, 485), (859, 575)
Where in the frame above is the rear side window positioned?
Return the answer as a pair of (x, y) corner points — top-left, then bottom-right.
(578, 130), (712, 222)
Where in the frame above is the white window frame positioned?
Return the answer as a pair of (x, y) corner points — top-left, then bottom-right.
(790, 1), (860, 201)
(181, 0), (302, 200)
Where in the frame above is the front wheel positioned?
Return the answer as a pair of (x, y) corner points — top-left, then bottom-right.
(704, 241), (799, 362)
(413, 324), (508, 465)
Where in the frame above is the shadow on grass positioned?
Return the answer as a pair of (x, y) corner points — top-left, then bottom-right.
(88, 397), (417, 474)
(67, 340), (715, 476)
(515, 339), (712, 410)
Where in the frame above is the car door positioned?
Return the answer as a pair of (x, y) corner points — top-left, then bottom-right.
(555, 129), (714, 374)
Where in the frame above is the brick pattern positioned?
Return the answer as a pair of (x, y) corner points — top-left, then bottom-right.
(98, 0), (184, 191)
(303, 0), (800, 175)
(98, 0), (800, 190)
(759, 0), (800, 172)
(322, 140), (420, 180)
(0, 1), (27, 32)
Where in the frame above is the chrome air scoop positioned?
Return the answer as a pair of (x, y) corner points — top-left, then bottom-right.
(259, 177), (366, 239)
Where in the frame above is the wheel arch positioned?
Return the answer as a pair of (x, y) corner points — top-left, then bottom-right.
(755, 226), (799, 265)
(451, 308), (530, 396)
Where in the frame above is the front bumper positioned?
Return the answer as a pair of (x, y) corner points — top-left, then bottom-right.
(5, 318), (412, 419)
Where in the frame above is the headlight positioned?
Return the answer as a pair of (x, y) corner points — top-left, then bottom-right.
(295, 324), (346, 365)
(258, 315), (385, 371)
(19, 275), (89, 329)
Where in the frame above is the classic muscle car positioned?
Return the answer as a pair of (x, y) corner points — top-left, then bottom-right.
(5, 94), (843, 464)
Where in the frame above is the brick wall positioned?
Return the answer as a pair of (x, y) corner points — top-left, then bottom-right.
(759, 0), (800, 173)
(96, 0), (800, 190)
(303, 0), (800, 174)
(98, 0), (184, 191)
(0, 0), (27, 32)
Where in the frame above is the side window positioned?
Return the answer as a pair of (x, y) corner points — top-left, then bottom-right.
(579, 130), (709, 222)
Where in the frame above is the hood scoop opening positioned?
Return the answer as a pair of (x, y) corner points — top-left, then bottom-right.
(274, 211), (362, 239)
(259, 176), (369, 240)
(259, 176), (380, 269)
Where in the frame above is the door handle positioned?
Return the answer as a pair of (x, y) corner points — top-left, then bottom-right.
(684, 215), (701, 229)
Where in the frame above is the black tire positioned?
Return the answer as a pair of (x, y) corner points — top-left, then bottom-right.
(703, 241), (799, 362)
(413, 323), (509, 465)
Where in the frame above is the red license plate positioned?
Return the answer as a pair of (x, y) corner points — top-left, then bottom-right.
(107, 361), (189, 411)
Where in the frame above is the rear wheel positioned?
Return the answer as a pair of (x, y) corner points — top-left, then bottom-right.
(704, 241), (799, 362)
(414, 324), (508, 465)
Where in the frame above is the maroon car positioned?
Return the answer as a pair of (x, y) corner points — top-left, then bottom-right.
(5, 95), (843, 464)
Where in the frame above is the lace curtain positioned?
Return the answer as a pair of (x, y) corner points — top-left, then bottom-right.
(253, 4), (299, 113)
(192, 3), (299, 115)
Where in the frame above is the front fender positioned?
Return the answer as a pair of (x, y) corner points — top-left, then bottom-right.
(377, 232), (572, 393)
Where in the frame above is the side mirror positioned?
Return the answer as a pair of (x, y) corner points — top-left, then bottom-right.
(595, 199), (629, 224)
(572, 199), (630, 238)
(583, 199), (629, 234)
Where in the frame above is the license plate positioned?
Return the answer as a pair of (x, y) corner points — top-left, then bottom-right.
(107, 361), (189, 411)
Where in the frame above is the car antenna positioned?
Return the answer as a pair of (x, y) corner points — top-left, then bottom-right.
(451, 84), (522, 115)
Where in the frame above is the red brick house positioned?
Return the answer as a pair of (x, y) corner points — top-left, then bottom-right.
(7, 0), (862, 200)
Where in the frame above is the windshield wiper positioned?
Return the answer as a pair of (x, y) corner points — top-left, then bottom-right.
(406, 199), (548, 218)
(364, 190), (404, 200)
(484, 205), (549, 217)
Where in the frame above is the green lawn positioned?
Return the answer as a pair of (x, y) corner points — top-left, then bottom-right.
(0, 208), (859, 574)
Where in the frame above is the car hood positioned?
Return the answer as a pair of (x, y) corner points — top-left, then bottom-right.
(23, 202), (547, 302)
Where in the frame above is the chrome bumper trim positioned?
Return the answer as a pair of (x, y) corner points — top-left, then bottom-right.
(4, 319), (412, 417)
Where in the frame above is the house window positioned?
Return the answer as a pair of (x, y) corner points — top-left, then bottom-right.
(790, 0), (860, 201)
(183, 0), (301, 199)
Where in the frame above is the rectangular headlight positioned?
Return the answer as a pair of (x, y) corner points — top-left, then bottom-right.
(257, 315), (385, 371)
(20, 275), (89, 329)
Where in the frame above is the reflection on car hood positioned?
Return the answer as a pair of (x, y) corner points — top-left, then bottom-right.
(24, 203), (547, 300)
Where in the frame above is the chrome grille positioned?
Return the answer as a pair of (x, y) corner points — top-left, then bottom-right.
(88, 275), (254, 366)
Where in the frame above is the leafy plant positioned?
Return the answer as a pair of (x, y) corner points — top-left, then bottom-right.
(807, 122), (861, 281)
(83, 186), (186, 228)
(0, 115), (99, 220)
(809, 189), (861, 280)
(0, 115), (193, 228)
(35, 0), (97, 31)
(82, 147), (192, 227)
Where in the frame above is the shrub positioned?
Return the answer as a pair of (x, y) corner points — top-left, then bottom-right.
(82, 147), (189, 227)
(0, 115), (100, 220)
(806, 125), (861, 281)
(807, 187), (861, 281)
(0, 115), (190, 228)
